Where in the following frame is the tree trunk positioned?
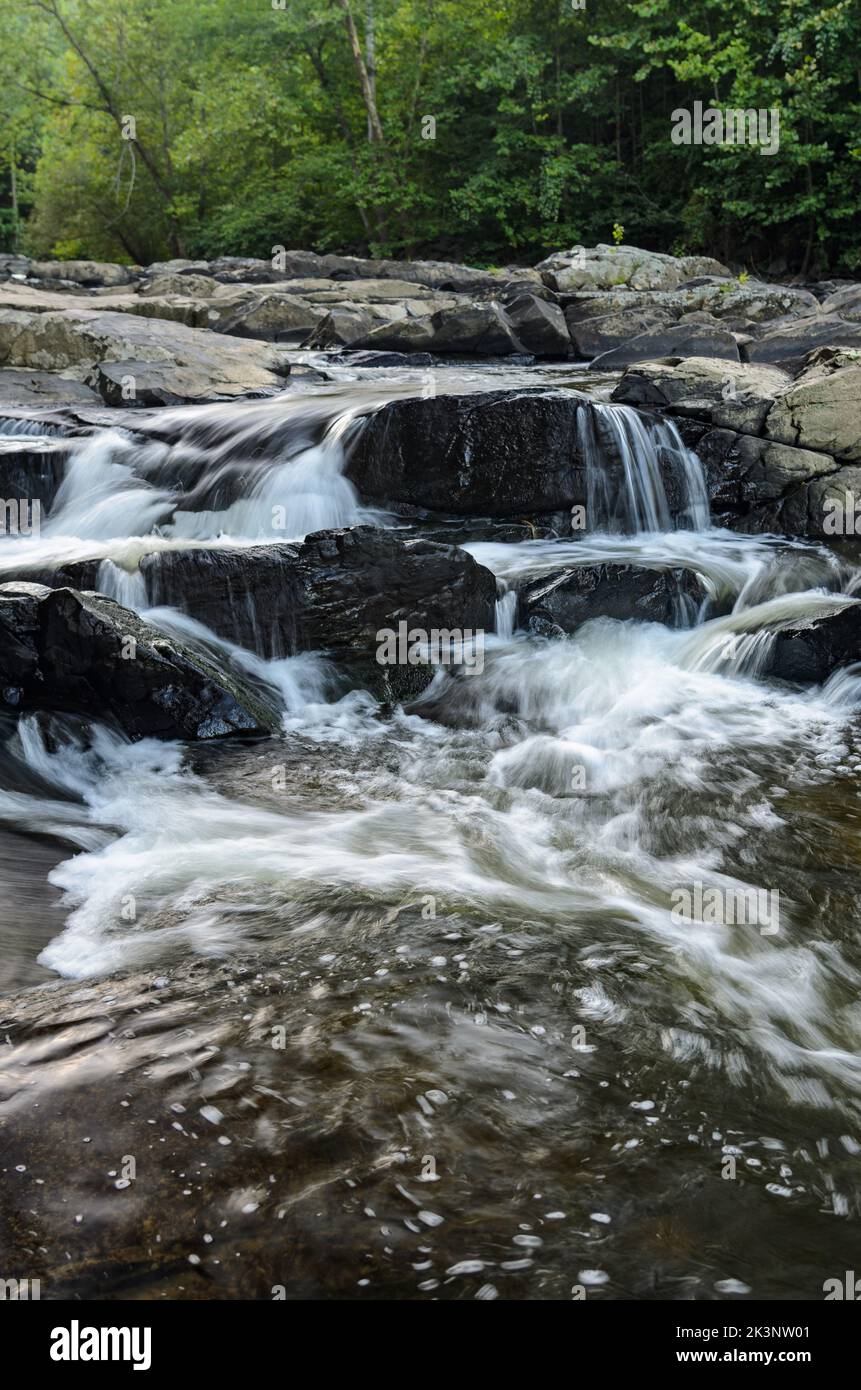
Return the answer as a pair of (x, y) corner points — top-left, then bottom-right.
(337, 0), (384, 144)
(365, 3), (377, 144)
(9, 145), (18, 251)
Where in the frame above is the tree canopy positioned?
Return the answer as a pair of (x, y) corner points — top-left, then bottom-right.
(0, 0), (858, 274)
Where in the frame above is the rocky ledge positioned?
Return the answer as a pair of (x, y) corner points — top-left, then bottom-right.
(2, 245), (861, 407)
(613, 348), (861, 536)
(0, 530), (499, 732)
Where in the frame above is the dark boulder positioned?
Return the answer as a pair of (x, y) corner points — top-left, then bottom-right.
(0, 436), (69, 512)
(566, 305), (678, 360)
(346, 389), (587, 516)
(0, 582), (280, 740)
(350, 303), (528, 357)
(141, 544), (301, 656)
(696, 427), (838, 534)
(293, 527), (497, 697)
(519, 563), (708, 634)
(764, 601), (861, 683)
(497, 292), (571, 357)
(139, 527), (498, 699)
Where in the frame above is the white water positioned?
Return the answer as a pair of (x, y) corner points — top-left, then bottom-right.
(3, 376), (861, 1113)
(578, 401), (710, 532)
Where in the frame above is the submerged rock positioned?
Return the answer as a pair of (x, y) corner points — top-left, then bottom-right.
(764, 601), (861, 683)
(519, 563), (708, 634)
(0, 583), (279, 740)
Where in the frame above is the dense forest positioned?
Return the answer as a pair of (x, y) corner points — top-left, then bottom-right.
(0, 0), (858, 275)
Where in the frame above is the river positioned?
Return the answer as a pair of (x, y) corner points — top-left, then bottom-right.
(1, 361), (860, 1300)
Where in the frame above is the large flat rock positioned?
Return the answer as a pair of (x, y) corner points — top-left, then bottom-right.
(0, 308), (289, 402)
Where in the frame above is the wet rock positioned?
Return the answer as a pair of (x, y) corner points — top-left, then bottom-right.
(696, 427), (838, 534)
(140, 544), (301, 655)
(0, 436), (70, 512)
(0, 582), (279, 739)
(324, 349), (434, 368)
(519, 563), (708, 633)
(346, 389), (587, 516)
(293, 527), (497, 697)
(138, 528), (497, 700)
(764, 600), (861, 683)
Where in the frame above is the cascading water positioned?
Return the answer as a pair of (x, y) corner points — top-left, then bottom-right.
(2, 364), (861, 1300)
(577, 400), (711, 533)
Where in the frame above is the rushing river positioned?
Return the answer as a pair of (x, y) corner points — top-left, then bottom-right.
(1, 362), (861, 1300)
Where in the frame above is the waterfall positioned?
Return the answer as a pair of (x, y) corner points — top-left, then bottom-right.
(494, 587), (517, 638)
(96, 559), (149, 609)
(676, 590), (858, 676)
(577, 402), (710, 534)
(0, 417), (65, 437)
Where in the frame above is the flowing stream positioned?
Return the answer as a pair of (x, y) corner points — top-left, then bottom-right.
(1, 363), (861, 1300)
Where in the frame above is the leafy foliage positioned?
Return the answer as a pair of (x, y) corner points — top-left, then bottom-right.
(0, 0), (858, 272)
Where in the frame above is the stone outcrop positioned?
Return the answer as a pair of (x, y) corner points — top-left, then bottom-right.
(139, 528), (497, 699)
(537, 244), (731, 292)
(346, 389), (587, 516)
(519, 562), (709, 634)
(612, 351), (861, 536)
(0, 582), (280, 739)
(0, 307), (290, 403)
